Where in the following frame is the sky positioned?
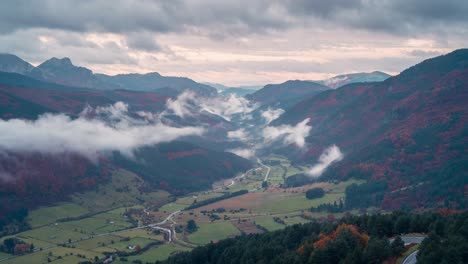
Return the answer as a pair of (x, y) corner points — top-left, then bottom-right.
(0, 0), (467, 86)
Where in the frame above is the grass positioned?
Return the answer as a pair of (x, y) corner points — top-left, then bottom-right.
(59, 214), (133, 234)
(253, 192), (342, 214)
(0, 252), (11, 259)
(100, 237), (157, 253)
(188, 221), (240, 245)
(285, 165), (307, 177)
(2, 247), (103, 264)
(396, 244), (420, 264)
(112, 244), (191, 263)
(70, 169), (170, 212)
(17, 225), (85, 244)
(27, 203), (90, 228)
(116, 229), (165, 241)
(159, 202), (188, 212)
(177, 192), (224, 205)
(71, 235), (122, 250)
(282, 215), (310, 225)
(252, 216), (285, 231)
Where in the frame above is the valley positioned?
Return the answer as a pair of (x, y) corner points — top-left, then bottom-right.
(0, 38), (466, 263)
(0, 154), (364, 263)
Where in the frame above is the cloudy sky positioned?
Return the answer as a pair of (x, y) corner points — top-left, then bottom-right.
(0, 0), (467, 86)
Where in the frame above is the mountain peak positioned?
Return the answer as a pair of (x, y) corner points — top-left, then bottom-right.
(146, 72), (162, 77)
(39, 57), (74, 68)
(0, 53), (35, 74)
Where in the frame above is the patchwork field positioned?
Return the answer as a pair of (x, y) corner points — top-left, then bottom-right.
(0, 161), (366, 263)
(113, 244), (191, 263)
(188, 221), (240, 245)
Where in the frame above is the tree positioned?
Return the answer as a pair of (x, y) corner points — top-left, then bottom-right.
(187, 220), (198, 233)
(305, 188), (325, 199)
(364, 237), (391, 264)
(391, 236), (405, 256)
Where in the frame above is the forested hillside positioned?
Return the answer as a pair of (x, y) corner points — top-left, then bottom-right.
(275, 49), (468, 210)
(159, 211), (468, 264)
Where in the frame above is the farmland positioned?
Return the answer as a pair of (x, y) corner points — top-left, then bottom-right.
(0, 156), (365, 263)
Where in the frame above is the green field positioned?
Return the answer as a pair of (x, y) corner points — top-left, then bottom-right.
(0, 161), (367, 263)
(114, 244), (191, 263)
(158, 202), (188, 212)
(249, 192), (342, 214)
(27, 203), (90, 228)
(96, 237), (157, 253)
(116, 229), (165, 241)
(2, 247), (104, 264)
(71, 235), (122, 250)
(188, 221), (240, 245)
(70, 169), (170, 212)
(252, 216), (285, 231)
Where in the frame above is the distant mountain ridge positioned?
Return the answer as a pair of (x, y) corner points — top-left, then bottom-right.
(248, 72), (391, 109)
(0, 54), (216, 96)
(248, 80), (330, 109)
(315, 71), (391, 88)
(96, 72), (217, 96)
(203, 82), (261, 96)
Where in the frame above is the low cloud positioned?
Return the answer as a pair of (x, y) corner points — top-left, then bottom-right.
(261, 107), (285, 124)
(165, 91), (197, 118)
(228, 148), (255, 159)
(201, 94), (258, 121)
(165, 91), (258, 121)
(227, 128), (249, 141)
(262, 118), (311, 148)
(307, 145), (343, 178)
(0, 102), (204, 160)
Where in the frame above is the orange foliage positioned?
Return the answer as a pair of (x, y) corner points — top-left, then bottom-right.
(313, 224), (369, 250)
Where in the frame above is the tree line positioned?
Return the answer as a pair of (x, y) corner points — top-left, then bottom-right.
(155, 211), (467, 264)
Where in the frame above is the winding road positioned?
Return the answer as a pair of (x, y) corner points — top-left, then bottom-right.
(0, 210), (182, 262)
(402, 250), (419, 264)
(257, 158), (271, 182)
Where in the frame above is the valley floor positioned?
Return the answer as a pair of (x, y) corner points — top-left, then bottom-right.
(0, 155), (366, 264)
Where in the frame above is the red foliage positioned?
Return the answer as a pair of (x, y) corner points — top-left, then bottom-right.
(13, 243), (31, 255)
(312, 224), (369, 251)
(166, 149), (208, 160)
(0, 152), (110, 213)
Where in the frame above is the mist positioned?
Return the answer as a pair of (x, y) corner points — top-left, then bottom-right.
(261, 107), (285, 124)
(262, 118), (311, 148)
(0, 102), (204, 159)
(227, 148), (256, 159)
(307, 145), (343, 178)
(165, 91), (258, 121)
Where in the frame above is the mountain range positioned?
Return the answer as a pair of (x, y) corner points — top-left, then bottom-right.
(275, 49), (468, 209)
(0, 49), (466, 236)
(0, 53), (217, 96)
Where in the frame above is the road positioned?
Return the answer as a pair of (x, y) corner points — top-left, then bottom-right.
(0, 210), (182, 262)
(0, 164), (255, 262)
(402, 250), (418, 264)
(389, 235), (425, 264)
(389, 235), (425, 245)
(401, 236), (425, 245)
(257, 158), (271, 182)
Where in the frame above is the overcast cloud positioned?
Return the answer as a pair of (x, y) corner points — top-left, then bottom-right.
(0, 0), (467, 85)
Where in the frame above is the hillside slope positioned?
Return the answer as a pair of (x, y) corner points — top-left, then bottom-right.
(277, 49), (468, 209)
(248, 80), (330, 109)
